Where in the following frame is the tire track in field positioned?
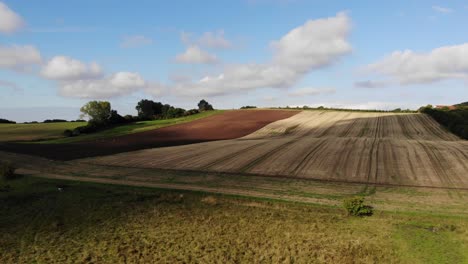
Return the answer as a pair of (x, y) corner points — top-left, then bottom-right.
(338, 117), (359, 138)
(328, 137), (357, 180)
(239, 112), (350, 173)
(369, 117), (381, 182)
(396, 115), (413, 139)
(199, 140), (270, 170)
(417, 114), (456, 141)
(289, 139), (329, 176)
(415, 140), (456, 188)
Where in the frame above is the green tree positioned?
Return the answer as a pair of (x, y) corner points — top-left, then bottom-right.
(136, 99), (164, 120)
(198, 99), (214, 111)
(80, 101), (111, 124)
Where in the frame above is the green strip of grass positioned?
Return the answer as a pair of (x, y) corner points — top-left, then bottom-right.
(0, 122), (87, 142)
(34, 110), (225, 144)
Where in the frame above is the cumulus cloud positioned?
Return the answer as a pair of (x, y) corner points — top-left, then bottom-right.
(432, 5), (453, 14)
(0, 44), (42, 71)
(59, 72), (160, 99)
(175, 46), (219, 64)
(0, 2), (24, 33)
(171, 12), (351, 97)
(120, 35), (153, 48)
(16, 51), (160, 99)
(271, 12), (352, 72)
(288, 87), (336, 96)
(362, 43), (468, 85)
(181, 30), (232, 49)
(41, 56), (103, 81)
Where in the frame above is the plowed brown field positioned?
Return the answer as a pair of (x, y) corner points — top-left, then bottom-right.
(86, 111), (468, 189)
(0, 110), (297, 160)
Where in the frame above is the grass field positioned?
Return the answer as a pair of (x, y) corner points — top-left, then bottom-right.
(0, 122), (86, 142)
(38, 110), (224, 144)
(1, 176), (467, 263)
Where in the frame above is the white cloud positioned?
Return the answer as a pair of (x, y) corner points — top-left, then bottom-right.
(41, 56), (103, 81)
(271, 12), (352, 72)
(175, 46), (219, 64)
(363, 43), (468, 85)
(197, 30), (231, 49)
(432, 5), (453, 14)
(0, 44), (42, 71)
(59, 72), (159, 99)
(181, 30), (232, 49)
(289, 87), (336, 96)
(171, 12), (351, 97)
(354, 80), (388, 88)
(120, 35), (153, 48)
(0, 2), (24, 33)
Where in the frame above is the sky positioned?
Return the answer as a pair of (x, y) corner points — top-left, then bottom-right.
(1, 0), (468, 122)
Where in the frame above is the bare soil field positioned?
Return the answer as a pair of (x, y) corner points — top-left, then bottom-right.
(0, 110), (296, 160)
(86, 111), (468, 189)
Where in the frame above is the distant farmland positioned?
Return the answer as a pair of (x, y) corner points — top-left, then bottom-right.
(86, 111), (468, 189)
(0, 122), (86, 142)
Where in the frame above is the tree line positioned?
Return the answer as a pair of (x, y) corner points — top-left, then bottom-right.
(419, 104), (468, 140)
(64, 99), (214, 137)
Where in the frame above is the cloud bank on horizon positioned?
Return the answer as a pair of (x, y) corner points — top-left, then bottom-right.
(0, 0), (467, 121)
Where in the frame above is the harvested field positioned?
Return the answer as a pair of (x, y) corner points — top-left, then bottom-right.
(0, 110), (296, 160)
(87, 111), (468, 189)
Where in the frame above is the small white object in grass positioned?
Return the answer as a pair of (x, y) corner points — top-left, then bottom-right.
(57, 187), (63, 192)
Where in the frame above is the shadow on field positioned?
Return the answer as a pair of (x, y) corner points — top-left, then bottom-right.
(0, 110), (297, 161)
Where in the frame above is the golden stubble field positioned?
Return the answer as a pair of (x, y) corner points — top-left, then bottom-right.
(85, 111), (468, 189)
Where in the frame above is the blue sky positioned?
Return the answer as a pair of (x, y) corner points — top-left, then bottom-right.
(1, 0), (467, 122)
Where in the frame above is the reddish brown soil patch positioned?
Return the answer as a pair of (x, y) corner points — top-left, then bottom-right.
(0, 110), (297, 161)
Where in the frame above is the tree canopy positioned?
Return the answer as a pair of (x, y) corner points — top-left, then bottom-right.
(198, 99), (214, 111)
(80, 101), (111, 124)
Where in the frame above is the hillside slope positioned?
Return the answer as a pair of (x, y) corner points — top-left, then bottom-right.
(0, 110), (297, 160)
(87, 111), (468, 188)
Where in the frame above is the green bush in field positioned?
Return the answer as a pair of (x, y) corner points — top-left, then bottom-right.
(0, 162), (16, 181)
(343, 197), (373, 216)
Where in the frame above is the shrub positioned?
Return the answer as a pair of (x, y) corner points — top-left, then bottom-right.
(63, 129), (73, 137)
(343, 197), (373, 216)
(0, 162), (16, 181)
(184, 109), (200, 116)
(240, 106), (257, 109)
(43, 119), (67, 123)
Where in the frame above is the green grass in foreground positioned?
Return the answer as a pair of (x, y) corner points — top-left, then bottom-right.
(1, 176), (467, 263)
(35, 110), (224, 144)
(0, 122), (86, 142)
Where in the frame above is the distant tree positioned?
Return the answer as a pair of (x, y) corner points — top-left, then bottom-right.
(198, 99), (214, 111)
(108, 110), (127, 124)
(43, 119), (67, 123)
(0, 118), (16, 124)
(80, 101), (111, 125)
(165, 107), (186, 118)
(136, 99), (164, 120)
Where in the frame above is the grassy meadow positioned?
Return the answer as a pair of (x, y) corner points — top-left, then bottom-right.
(1, 176), (467, 263)
(0, 122), (86, 142)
